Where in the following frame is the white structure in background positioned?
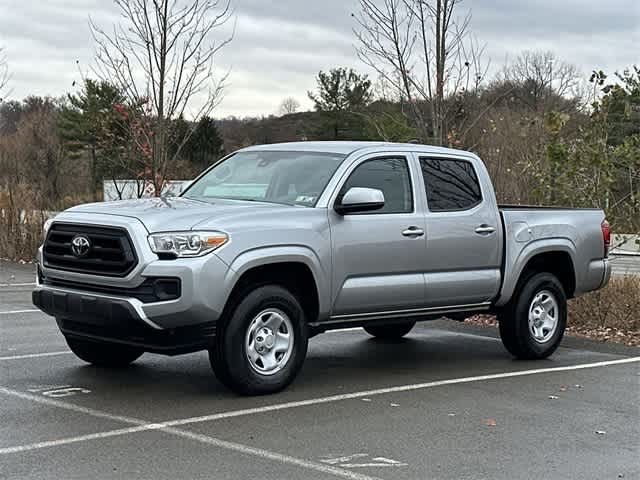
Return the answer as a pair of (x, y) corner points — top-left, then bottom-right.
(103, 180), (192, 201)
(611, 234), (640, 256)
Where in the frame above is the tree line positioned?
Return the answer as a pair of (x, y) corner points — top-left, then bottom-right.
(0, 0), (638, 260)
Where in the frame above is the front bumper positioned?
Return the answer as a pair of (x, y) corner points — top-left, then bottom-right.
(32, 285), (216, 355)
(34, 250), (231, 328)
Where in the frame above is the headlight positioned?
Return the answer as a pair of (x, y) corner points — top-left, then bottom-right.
(148, 231), (228, 258)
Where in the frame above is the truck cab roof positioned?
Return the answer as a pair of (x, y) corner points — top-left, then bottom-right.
(240, 141), (474, 158)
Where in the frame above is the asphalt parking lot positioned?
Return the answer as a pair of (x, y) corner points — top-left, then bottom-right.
(1, 262), (639, 480)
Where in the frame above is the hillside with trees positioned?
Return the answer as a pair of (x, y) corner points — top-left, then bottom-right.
(0, 0), (638, 260)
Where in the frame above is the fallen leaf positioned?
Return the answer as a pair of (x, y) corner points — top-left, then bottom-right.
(485, 418), (497, 427)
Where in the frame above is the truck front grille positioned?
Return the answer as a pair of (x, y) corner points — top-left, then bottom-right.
(43, 223), (138, 277)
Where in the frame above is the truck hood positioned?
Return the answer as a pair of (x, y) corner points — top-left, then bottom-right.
(65, 197), (296, 232)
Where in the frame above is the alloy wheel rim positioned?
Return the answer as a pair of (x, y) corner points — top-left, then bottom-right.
(245, 308), (294, 375)
(528, 290), (559, 343)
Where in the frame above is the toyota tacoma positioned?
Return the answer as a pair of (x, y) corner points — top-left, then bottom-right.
(33, 142), (612, 395)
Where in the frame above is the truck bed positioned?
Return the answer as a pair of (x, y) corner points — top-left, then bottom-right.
(495, 205), (608, 306)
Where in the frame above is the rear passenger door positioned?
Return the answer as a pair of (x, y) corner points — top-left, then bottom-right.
(418, 156), (501, 307)
(328, 155), (427, 317)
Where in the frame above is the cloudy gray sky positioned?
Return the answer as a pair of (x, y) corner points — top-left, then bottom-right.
(0, 0), (638, 117)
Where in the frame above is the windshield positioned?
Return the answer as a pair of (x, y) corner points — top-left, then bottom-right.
(182, 151), (345, 207)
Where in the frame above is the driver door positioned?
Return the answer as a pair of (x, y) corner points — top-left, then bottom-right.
(328, 154), (427, 318)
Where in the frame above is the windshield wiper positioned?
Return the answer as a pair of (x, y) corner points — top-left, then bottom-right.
(212, 197), (294, 207)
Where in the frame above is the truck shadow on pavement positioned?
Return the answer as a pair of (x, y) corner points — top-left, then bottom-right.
(56, 330), (548, 400)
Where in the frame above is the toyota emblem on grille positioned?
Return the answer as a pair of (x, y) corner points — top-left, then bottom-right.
(70, 235), (91, 257)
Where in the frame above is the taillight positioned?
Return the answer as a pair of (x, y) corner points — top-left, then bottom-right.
(601, 219), (611, 258)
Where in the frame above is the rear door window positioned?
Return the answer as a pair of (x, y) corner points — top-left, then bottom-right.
(419, 158), (482, 211)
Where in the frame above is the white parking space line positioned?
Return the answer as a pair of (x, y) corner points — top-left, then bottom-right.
(0, 351), (71, 361)
(0, 425), (160, 455)
(1, 356), (638, 466)
(0, 386), (378, 480)
(0, 309), (41, 315)
(155, 356), (640, 429)
(0, 282), (36, 287)
(0, 387), (153, 426)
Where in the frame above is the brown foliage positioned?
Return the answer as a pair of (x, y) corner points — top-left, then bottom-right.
(0, 207), (46, 261)
(567, 275), (640, 345)
(0, 103), (74, 260)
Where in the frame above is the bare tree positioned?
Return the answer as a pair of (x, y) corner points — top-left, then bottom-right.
(354, 0), (490, 146)
(501, 50), (581, 112)
(0, 47), (10, 102)
(90, 0), (233, 196)
(279, 97), (300, 115)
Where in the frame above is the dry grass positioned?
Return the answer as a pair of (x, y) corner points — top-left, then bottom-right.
(0, 210), (46, 261)
(0, 187), (47, 261)
(566, 275), (640, 346)
(0, 186), (94, 261)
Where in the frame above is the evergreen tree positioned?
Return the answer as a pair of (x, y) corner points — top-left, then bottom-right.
(182, 116), (224, 170)
(308, 68), (372, 139)
(59, 80), (126, 197)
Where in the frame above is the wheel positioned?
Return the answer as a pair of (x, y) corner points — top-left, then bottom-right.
(497, 272), (567, 360)
(209, 285), (308, 395)
(363, 321), (416, 339)
(65, 337), (143, 367)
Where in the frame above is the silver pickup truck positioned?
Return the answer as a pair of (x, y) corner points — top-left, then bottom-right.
(33, 141), (612, 395)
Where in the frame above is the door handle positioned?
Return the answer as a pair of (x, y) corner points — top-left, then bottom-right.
(475, 225), (496, 234)
(402, 226), (424, 237)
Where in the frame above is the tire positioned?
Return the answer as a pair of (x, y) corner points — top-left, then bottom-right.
(209, 285), (308, 395)
(363, 321), (416, 339)
(65, 337), (143, 367)
(497, 272), (567, 360)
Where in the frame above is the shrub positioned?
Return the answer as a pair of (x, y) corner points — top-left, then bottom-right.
(567, 275), (640, 345)
(0, 209), (46, 261)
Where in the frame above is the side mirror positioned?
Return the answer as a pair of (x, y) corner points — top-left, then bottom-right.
(334, 187), (385, 215)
